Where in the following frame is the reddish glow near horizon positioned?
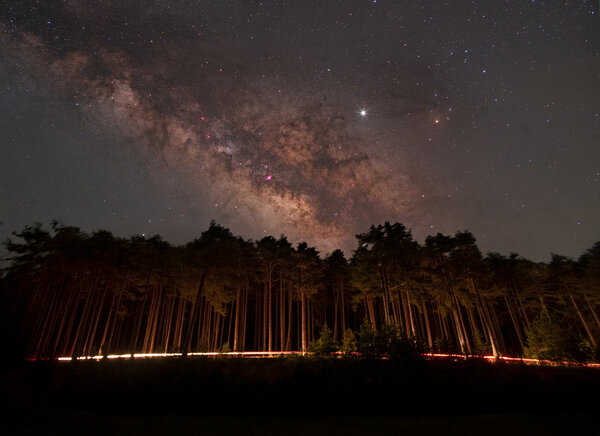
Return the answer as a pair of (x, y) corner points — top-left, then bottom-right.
(34, 352), (600, 367)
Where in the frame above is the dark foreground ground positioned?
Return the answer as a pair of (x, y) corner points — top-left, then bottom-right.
(3, 409), (599, 435)
(3, 357), (600, 435)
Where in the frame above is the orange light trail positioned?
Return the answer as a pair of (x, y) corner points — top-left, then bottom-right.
(30, 352), (600, 368)
(422, 353), (600, 368)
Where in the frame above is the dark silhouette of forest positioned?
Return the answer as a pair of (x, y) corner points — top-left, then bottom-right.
(2, 220), (599, 362)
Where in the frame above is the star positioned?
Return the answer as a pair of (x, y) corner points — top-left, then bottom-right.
(359, 109), (367, 117)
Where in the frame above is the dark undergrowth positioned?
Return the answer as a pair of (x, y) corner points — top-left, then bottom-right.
(4, 356), (599, 418)
(3, 410), (600, 436)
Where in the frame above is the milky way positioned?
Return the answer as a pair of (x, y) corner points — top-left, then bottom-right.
(1, 1), (599, 260)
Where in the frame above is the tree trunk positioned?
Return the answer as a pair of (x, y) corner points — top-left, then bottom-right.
(367, 297), (377, 331)
(340, 279), (346, 334)
(569, 293), (597, 347)
(99, 271), (126, 356)
(407, 293), (416, 337)
(301, 290), (307, 353)
(83, 286), (106, 356)
(280, 274), (286, 351)
(469, 278), (499, 359)
(268, 276), (273, 352)
(585, 295), (600, 330)
(423, 301), (433, 350)
(286, 286), (293, 351)
(52, 288), (75, 357)
(182, 272), (206, 357)
(233, 286), (242, 351)
(504, 294), (525, 351)
(333, 281), (339, 341)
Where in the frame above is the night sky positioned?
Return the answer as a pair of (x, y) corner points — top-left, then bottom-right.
(1, 1), (598, 261)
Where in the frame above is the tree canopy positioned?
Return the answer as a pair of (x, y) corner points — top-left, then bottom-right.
(2, 221), (599, 362)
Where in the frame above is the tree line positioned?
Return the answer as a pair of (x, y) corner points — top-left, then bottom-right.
(1, 221), (599, 362)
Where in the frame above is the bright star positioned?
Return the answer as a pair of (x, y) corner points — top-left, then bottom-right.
(360, 109), (367, 117)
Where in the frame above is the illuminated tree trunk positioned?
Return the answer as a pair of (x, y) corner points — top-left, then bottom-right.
(182, 272), (206, 356)
(242, 280), (249, 350)
(391, 296), (401, 328)
(381, 270), (391, 324)
(268, 277), (273, 352)
(585, 295), (600, 330)
(340, 279), (346, 334)
(142, 286), (158, 353)
(216, 311), (223, 350)
(569, 293), (597, 347)
(226, 301), (234, 348)
(254, 289), (260, 350)
(469, 278), (498, 358)
(52, 288), (76, 357)
(70, 276), (98, 358)
(262, 284), (267, 351)
(148, 286), (163, 353)
(407, 293), (416, 337)
(201, 299), (210, 350)
(441, 312), (451, 344)
(511, 276), (530, 328)
(274, 282), (280, 350)
(366, 297), (377, 331)
(83, 286), (106, 356)
(162, 294), (175, 353)
(451, 304), (469, 355)
(333, 283), (339, 341)
(61, 287), (81, 357)
(286, 287), (293, 351)
(435, 301), (447, 343)
(423, 301), (433, 350)
(504, 294), (525, 350)
(130, 292), (147, 355)
(490, 303), (506, 351)
(40, 293), (62, 358)
(233, 285), (243, 351)
(301, 290), (307, 353)
(280, 273), (286, 351)
(174, 296), (185, 351)
(99, 271), (126, 356)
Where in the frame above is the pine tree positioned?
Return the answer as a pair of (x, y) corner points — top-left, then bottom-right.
(357, 320), (376, 358)
(341, 328), (357, 355)
(524, 313), (571, 362)
(310, 324), (337, 356)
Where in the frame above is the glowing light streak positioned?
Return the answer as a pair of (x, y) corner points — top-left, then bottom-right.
(422, 353), (600, 368)
(37, 352), (600, 367)
(47, 351), (305, 361)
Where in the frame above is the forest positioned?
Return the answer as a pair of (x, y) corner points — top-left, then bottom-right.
(2, 221), (599, 363)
